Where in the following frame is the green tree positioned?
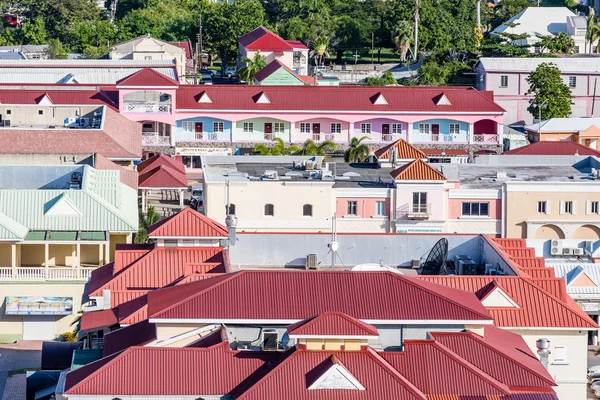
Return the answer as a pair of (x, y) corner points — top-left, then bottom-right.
(587, 11), (600, 53)
(480, 36), (530, 58)
(537, 32), (575, 55)
(526, 62), (573, 120)
(238, 50), (267, 83)
(393, 21), (412, 62)
(69, 20), (118, 56)
(309, 35), (330, 72)
(45, 39), (69, 59)
(331, 15), (370, 63)
(409, 59), (472, 86)
(344, 136), (370, 162)
(252, 138), (299, 155)
(134, 206), (161, 244)
(296, 139), (336, 156)
(20, 17), (48, 45)
(118, 0), (196, 42)
(365, 71), (397, 86)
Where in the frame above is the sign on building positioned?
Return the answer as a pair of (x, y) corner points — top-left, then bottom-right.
(5, 296), (73, 315)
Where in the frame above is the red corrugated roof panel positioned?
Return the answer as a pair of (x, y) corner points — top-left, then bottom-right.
(116, 68), (179, 87)
(287, 312), (379, 337)
(374, 139), (426, 160)
(147, 208), (228, 238)
(239, 26), (293, 51)
(79, 308), (119, 332)
(138, 164), (188, 188)
(0, 88), (118, 109)
(113, 244), (154, 274)
(102, 319), (156, 357)
(391, 159), (447, 181)
(147, 270), (492, 322)
(137, 153), (185, 174)
(505, 141), (600, 156)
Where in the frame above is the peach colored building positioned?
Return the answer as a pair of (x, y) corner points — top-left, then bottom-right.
(525, 118), (600, 150)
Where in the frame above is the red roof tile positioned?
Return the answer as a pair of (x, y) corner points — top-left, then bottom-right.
(391, 159), (447, 181)
(170, 41), (192, 59)
(381, 340), (510, 396)
(94, 153), (138, 189)
(137, 153), (185, 174)
(505, 141), (600, 156)
(116, 68), (179, 87)
(175, 86), (505, 113)
(138, 164), (188, 188)
(287, 312), (379, 337)
(65, 343), (277, 396)
(416, 276), (597, 328)
(147, 208), (228, 238)
(239, 26), (293, 51)
(430, 326), (556, 389)
(147, 270), (492, 322)
(374, 139), (427, 160)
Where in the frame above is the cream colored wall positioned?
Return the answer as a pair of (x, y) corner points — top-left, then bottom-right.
(109, 234), (129, 262)
(344, 339), (363, 351)
(324, 339), (342, 350)
(505, 184), (600, 238)
(48, 245), (76, 267)
(508, 329), (588, 400)
(205, 181), (335, 232)
(20, 244), (45, 266)
(0, 282), (85, 341)
(80, 244), (101, 265)
(305, 339), (323, 350)
(155, 323), (205, 341)
(0, 244), (12, 266)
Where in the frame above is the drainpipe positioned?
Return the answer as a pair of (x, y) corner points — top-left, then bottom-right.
(536, 338), (551, 369)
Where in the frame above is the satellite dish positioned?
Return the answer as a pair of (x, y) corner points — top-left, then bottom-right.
(328, 241), (339, 252)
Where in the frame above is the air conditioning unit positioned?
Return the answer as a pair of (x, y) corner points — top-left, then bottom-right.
(80, 117), (89, 127)
(305, 162), (315, 170)
(562, 248), (573, 256)
(573, 248), (584, 256)
(305, 253), (318, 270)
(551, 240), (563, 256)
(262, 170), (278, 180)
(320, 169), (333, 179)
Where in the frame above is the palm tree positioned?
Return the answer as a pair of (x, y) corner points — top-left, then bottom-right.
(413, 0), (420, 61)
(587, 11), (600, 53)
(296, 139), (336, 156)
(309, 36), (330, 74)
(393, 30), (411, 62)
(252, 138), (300, 155)
(238, 51), (267, 84)
(134, 206), (161, 244)
(344, 136), (370, 162)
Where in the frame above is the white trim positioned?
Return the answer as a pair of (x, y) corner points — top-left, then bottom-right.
(177, 109), (504, 115)
(149, 318), (493, 325)
(308, 363), (365, 391)
(148, 235), (227, 240)
(448, 189), (501, 199)
(146, 324), (219, 347)
(289, 334), (377, 339)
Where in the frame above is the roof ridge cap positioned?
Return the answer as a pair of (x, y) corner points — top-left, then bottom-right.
(365, 347), (427, 399)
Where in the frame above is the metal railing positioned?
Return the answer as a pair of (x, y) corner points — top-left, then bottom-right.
(431, 134), (454, 143)
(142, 132), (171, 146)
(397, 203), (432, 219)
(264, 133), (274, 141)
(324, 134), (335, 141)
(382, 134), (394, 142)
(473, 134), (499, 143)
(312, 133), (321, 141)
(123, 102), (172, 114)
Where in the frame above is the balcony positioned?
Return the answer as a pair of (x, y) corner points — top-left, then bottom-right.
(397, 203), (432, 220)
(0, 267), (96, 280)
(123, 101), (172, 114)
(142, 132), (172, 146)
(473, 134), (499, 144)
(412, 133), (468, 143)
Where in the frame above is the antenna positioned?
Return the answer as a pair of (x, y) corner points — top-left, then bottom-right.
(593, 78), (597, 117)
(328, 213), (339, 269)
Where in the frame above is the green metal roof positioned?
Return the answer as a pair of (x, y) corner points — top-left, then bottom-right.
(71, 349), (103, 370)
(48, 231), (78, 241)
(80, 231), (106, 241)
(0, 211), (29, 240)
(25, 231), (46, 241)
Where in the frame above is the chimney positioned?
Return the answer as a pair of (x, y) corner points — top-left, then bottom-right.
(536, 338), (551, 369)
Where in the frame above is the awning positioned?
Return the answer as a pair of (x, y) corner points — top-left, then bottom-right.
(25, 231), (46, 240)
(48, 231), (77, 241)
(80, 231), (106, 241)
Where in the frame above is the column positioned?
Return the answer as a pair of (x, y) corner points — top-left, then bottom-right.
(98, 243), (104, 266)
(497, 123), (504, 144)
(76, 243), (81, 279)
(44, 243), (49, 279)
(105, 240), (110, 264)
(141, 189), (147, 213)
(179, 189), (184, 209)
(11, 243), (16, 279)
(468, 123), (474, 144)
(347, 121), (354, 143)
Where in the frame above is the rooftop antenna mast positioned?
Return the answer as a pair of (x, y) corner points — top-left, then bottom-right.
(195, 15), (203, 78)
(328, 213), (339, 269)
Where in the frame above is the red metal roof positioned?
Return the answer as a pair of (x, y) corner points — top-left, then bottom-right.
(102, 319), (157, 357)
(94, 153), (138, 190)
(138, 164), (188, 188)
(0, 88), (118, 110)
(113, 244), (154, 274)
(65, 343), (278, 396)
(147, 208), (228, 238)
(147, 270), (492, 322)
(416, 276), (597, 328)
(175, 85), (505, 113)
(374, 139), (426, 160)
(80, 308), (118, 332)
(391, 159), (447, 181)
(239, 26), (294, 51)
(287, 312), (380, 337)
(137, 153), (185, 174)
(170, 41), (192, 59)
(505, 141), (600, 156)
(430, 326), (556, 389)
(116, 68), (179, 87)
(381, 341), (510, 396)
(285, 39), (308, 50)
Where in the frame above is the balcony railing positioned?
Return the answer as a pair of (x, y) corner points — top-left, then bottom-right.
(0, 267), (96, 280)
(264, 133), (274, 141)
(397, 203), (432, 220)
(382, 134), (394, 142)
(312, 133), (321, 141)
(142, 132), (171, 146)
(473, 134), (499, 143)
(123, 102), (172, 114)
(324, 134), (336, 141)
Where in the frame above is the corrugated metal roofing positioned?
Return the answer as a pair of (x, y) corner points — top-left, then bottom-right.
(0, 210), (28, 240)
(138, 165), (188, 189)
(79, 308), (119, 332)
(547, 263), (600, 295)
(137, 153), (185, 175)
(416, 276), (597, 328)
(505, 141), (600, 156)
(102, 320), (156, 357)
(374, 139), (427, 160)
(239, 26), (294, 51)
(147, 270), (492, 322)
(391, 159), (447, 181)
(147, 208), (228, 238)
(116, 68), (179, 87)
(287, 312), (380, 337)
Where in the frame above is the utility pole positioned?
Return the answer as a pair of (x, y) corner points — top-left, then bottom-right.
(371, 32), (374, 66)
(196, 15), (203, 72)
(413, 0), (419, 61)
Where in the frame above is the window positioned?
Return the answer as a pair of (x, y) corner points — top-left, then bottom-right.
(264, 204), (274, 216)
(419, 124), (430, 134)
(144, 55), (153, 60)
(227, 204), (236, 215)
(574, 46), (580, 53)
(182, 121), (194, 133)
(392, 124), (402, 134)
(330, 123), (342, 134)
(534, 45), (541, 54)
(300, 122), (311, 133)
(537, 201), (547, 214)
(274, 122), (285, 133)
(553, 345), (568, 364)
(449, 123), (460, 136)
(500, 75), (508, 88)
(562, 201), (574, 215)
(38, 110), (43, 115)
(6, 109), (10, 115)
(412, 192), (427, 213)
(346, 201), (357, 216)
(360, 123), (371, 134)
(303, 204), (313, 216)
(213, 122), (224, 133)
(588, 201), (600, 215)
(243, 122), (254, 133)
(375, 201), (385, 216)
(262, 329), (279, 350)
(462, 202), (489, 217)
(569, 76), (577, 88)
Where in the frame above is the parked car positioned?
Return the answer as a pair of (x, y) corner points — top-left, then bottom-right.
(224, 67), (237, 77)
(589, 372), (600, 384)
(591, 380), (600, 390)
(200, 69), (213, 80)
(313, 65), (329, 74)
(590, 365), (600, 376)
(190, 197), (203, 212)
(191, 184), (203, 202)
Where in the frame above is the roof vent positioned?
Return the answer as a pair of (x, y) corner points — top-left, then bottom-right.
(197, 91), (212, 103)
(434, 93), (451, 106)
(496, 171), (507, 180)
(262, 170), (278, 180)
(254, 91), (271, 104)
(371, 92), (388, 105)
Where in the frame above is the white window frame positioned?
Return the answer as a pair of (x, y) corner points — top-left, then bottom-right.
(213, 121), (224, 133)
(500, 75), (508, 88)
(330, 123), (342, 134)
(419, 124), (430, 134)
(569, 76), (577, 88)
(243, 122), (254, 133)
(300, 122), (311, 133)
(182, 121), (194, 133)
(587, 200), (600, 215)
(347, 201), (357, 216)
(561, 200), (575, 215)
(449, 123), (460, 136)
(391, 123), (402, 134)
(537, 201), (548, 214)
(412, 192), (428, 213)
(375, 201), (385, 216)
(273, 122), (285, 133)
(360, 123), (371, 134)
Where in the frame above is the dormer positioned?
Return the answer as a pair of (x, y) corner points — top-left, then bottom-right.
(434, 93), (451, 106)
(44, 193), (83, 217)
(476, 281), (520, 308)
(253, 91), (271, 104)
(371, 92), (388, 105)
(196, 91), (212, 104)
(566, 266), (597, 287)
(36, 93), (53, 105)
(307, 355), (366, 391)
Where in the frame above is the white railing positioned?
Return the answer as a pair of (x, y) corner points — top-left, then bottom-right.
(15, 268), (46, 279)
(48, 268), (79, 280)
(324, 134), (335, 141)
(264, 133), (274, 141)
(205, 133), (218, 140)
(142, 132), (171, 146)
(312, 133), (321, 141)
(123, 102), (172, 114)
(80, 268), (95, 281)
(473, 134), (499, 143)
(431, 134), (454, 143)
(382, 134), (393, 142)
(0, 268), (12, 279)
(397, 203), (432, 219)
(0, 267), (96, 280)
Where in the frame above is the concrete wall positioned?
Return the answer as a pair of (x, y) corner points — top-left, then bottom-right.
(0, 243), (11, 266)
(20, 244), (45, 266)
(229, 233), (482, 268)
(0, 153), (94, 166)
(0, 105), (102, 127)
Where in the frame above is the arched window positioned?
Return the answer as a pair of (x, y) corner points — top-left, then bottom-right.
(264, 204), (274, 216)
(303, 204), (313, 216)
(227, 204), (236, 215)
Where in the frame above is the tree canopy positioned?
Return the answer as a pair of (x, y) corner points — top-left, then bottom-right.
(526, 62), (573, 120)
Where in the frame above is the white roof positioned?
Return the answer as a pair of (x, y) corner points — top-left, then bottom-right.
(524, 118), (600, 132)
(546, 263), (600, 296)
(477, 57), (600, 73)
(111, 35), (185, 55)
(492, 7), (575, 37)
